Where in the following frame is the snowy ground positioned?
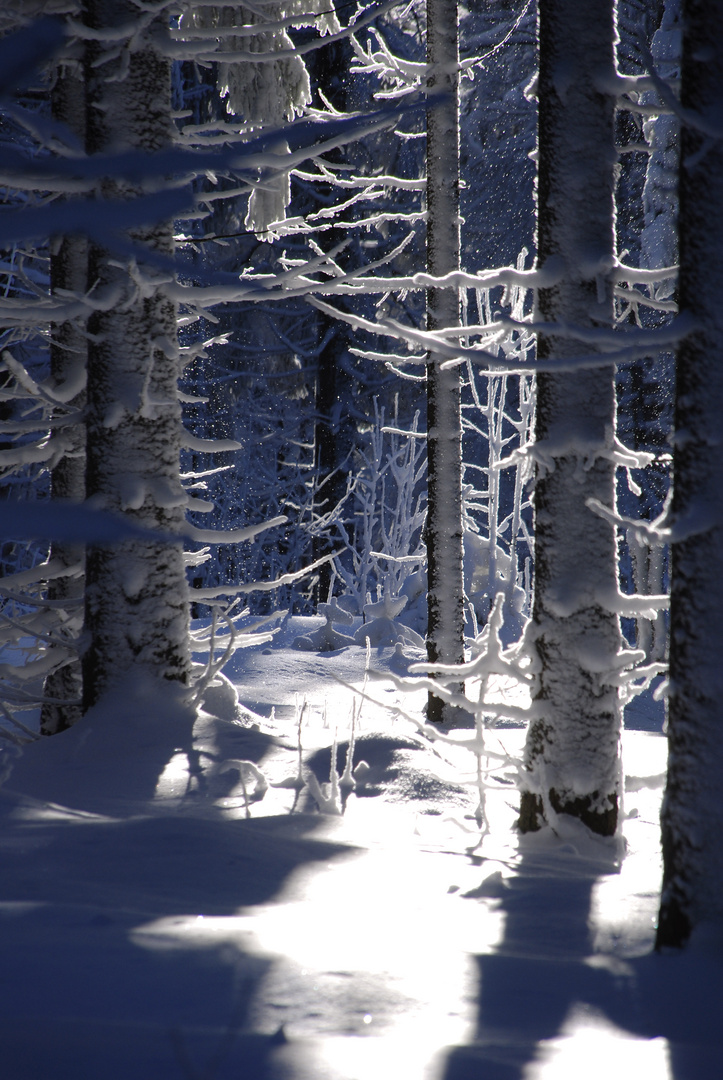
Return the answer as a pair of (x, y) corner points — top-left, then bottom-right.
(1, 617), (721, 1080)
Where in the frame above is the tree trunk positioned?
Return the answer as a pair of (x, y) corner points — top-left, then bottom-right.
(41, 39), (87, 735)
(81, 0), (190, 707)
(309, 40), (347, 606)
(656, 0), (723, 948)
(425, 0), (465, 724)
(312, 316), (345, 604)
(518, 0), (622, 836)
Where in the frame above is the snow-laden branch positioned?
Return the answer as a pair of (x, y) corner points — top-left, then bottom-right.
(458, 0), (533, 76)
(587, 496), (671, 547)
(3, 499), (180, 544)
(614, 284), (677, 314)
(0, 557), (82, 594)
(172, 7), (337, 43)
(264, 208), (425, 237)
(192, 550), (338, 597)
(292, 164), (425, 190)
(169, 0), (399, 63)
(1, 97), (426, 192)
(350, 0), (533, 100)
(181, 431), (242, 452)
(489, 311), (691, 350)
(614, 261), (678, 285)
(0, 187), (193, 246)
(186, 514), (287, 544)
(303, 298), (690, 375)
(173, 253), (677, 304)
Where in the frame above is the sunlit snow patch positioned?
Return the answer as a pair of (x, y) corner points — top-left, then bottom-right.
(526, 1003), (670, 1080)
(131, 825), (504, 1080)
(590, 731), (668, 958)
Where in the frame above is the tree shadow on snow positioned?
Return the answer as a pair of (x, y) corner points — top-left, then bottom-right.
(2, 679), (282, 816)
(0, 804), (354, 1080)
(442, 830), (723, 1080)
(442, 836), (610, 1080)
(0, 682), (357, 1080)
(622, 941), (723, 1079)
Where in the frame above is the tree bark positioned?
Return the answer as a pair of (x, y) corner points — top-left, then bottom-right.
(656, 0), (723, 948)
(41, 38), (87, 735)
(81, 0), (190, 707)
(425, 0), (465, 724)
(309, 40), (349, 606)
(312, 316), (345, 604)
(518, 0), (622, 836)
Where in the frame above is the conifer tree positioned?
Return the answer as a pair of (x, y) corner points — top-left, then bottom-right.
(41, 15), (86, 734)
(425, 0), (465, 724)
(518, 0), (622, 835)
(656, 0), (723, 948)
(81, 0), (191, 705)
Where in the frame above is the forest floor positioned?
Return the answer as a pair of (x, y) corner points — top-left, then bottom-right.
(0, 616), (721, 1080)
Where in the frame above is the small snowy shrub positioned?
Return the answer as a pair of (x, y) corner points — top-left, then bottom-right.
(293, 597), (355, 652)
(334, 398), (427, 616)
(354, 592), (424, 649)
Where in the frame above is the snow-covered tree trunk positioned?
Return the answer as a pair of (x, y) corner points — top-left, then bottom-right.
(41, 32), (86, 734)
(518, 0), (622, 835)
(81, 0), (190, 707)
(656, 0), (723, 948)
(425, 0), (465, 724)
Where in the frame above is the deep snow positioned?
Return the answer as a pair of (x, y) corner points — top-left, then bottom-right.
(1, 618), (721, 1080)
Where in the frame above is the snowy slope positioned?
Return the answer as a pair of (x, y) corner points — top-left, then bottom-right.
(0, 625), (720, 1080)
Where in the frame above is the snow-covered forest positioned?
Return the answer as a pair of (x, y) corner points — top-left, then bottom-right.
(1, 0), (722, 1077)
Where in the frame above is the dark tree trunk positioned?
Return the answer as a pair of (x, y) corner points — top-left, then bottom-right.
(309, 40), (349, 606)
(41, 42), (87, 735)
(81, 0), (190, 707)
(312, 315), (345, 604)
(656, 0), (723, 949)
(518, 0), (622, 836)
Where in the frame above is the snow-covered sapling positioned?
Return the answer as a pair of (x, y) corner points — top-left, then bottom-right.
(354, 592), (424, 649)
(293, 596), (355, 652)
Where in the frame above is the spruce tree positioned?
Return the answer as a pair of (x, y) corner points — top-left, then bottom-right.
(41, 22), (86, 734)
(656, 0), (723, 947)
(81, 0), (191, 705)
(518, 0), (622, 835)
(425, 0), (466, 724)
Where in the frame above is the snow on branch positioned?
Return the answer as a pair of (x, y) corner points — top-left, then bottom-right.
(458, 0), (534, 77)
(186, 514), (287, 544)
(350, 25), (424, 99)
(3, 499), (182, 544)
(1, 98), (424, 193)
(614, 260), (678, 285)
(181, 431), (242, 452)
(292, 164), (425, 190)
(192, 549), (338, 597)
(304, 297), (689, 376)
(586, 496), (671, 547)
(177, 255), (678, 306)
(171, 0), (397, 64)
(0, 186), (192, 246)
(490, 311), (690, 350)
(614, 284), (677, 315)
